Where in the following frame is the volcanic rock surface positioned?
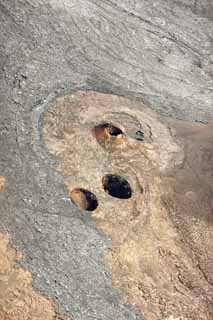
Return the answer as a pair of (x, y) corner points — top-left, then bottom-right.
(0, 1), (213, 320)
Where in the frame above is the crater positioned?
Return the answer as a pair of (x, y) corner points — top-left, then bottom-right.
(135, 130), (144, 141)
(94, 122), (124, 149)
(70, 188), (98, 211)
(102, 174), (132, 199)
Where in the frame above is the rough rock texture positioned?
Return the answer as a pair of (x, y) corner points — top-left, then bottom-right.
(0, 1), (213, 320)
(0, 232), (68, 320)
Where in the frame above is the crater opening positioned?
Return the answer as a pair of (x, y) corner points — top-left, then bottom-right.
(135, 130), (144, 141)
(102, 174), (132, 199)
(94, 123), (124, 146)
(70, 188), (98, 211)
(108, 124), (123, 136)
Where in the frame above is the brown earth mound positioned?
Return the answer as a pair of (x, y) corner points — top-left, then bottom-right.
(43, 91), (213, 320)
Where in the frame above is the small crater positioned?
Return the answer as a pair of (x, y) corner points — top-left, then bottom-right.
(102, 174), (132, 199)
(70, 188), (98, 211)
(135, 130), (144, 141)
(94, 123), (124, 148)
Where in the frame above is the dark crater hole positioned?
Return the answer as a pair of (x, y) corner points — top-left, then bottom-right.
(107, 123), (123, 136)
(70, 188), (98, 211)
(94, 123), (123, 141)
(135, 130), (144, 141)
(102, 174), (132, 199)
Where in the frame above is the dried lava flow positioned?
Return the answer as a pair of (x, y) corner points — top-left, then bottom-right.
(43, 91), (213, 320)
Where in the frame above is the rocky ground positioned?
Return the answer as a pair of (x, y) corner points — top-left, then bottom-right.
(0, 1), (213, 320)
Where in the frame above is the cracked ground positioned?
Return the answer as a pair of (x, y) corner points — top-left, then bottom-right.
(0, 1), (213, 320)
